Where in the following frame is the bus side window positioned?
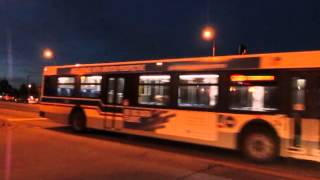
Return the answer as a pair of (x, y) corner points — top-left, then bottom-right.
(229, 74), (278, 112)
(44, 76), (57, 96)
(138, 75), (171, 106)
(80, 75), (102, 98)
(291, 78), (306, 111)
(57, 77), (76, 97)
(178, 74), (219, 108)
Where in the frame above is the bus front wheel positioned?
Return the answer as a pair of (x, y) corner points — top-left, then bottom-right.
(70, 110), (87, 133)
(241, 129), (278, 162)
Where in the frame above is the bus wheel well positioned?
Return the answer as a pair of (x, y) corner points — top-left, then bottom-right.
(68, 106), (86, 125)
(237, 119), (279, 150)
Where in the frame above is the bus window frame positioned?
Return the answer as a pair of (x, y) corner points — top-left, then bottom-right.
(78, 74), (103, 99)
(175, 72), (222, 111)
(44, 70), (286, 115)
(133, 72), (225, 112)
(56, 75), (77, 97)
(43, 75), (78, 98)
(226, 70), (281, 115)
(137, 73), (172, 107)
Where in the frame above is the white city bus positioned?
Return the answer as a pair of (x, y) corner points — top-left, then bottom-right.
(40, 50), (320, 162)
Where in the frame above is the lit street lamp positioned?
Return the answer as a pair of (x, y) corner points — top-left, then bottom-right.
(42, 48), (56, 65)
(43, 48), (54, 60)
(202, 26), (216, 56)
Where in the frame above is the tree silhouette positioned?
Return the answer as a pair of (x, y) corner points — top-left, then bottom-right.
(0, 79), (13, 95)
(19, 84), (28, 99)
(29, 83), (39, 97)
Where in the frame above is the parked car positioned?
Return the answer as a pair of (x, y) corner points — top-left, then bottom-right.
(27, 96), (39, 104)
(3, 95), (15, 101)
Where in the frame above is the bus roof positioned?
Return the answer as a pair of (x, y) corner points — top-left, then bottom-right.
(44, 50), (320, 76)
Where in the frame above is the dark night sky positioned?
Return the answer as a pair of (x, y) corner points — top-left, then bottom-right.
(0, 0), (320, 86)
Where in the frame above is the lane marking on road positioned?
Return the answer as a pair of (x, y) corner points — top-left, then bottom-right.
(7, 118), (48, 122)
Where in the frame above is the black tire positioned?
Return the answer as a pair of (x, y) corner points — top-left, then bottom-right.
(241, 129), (279, 163)
(70, 110), (87, 133)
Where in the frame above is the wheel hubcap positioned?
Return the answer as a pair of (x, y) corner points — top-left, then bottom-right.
(247, 134), (274, 160)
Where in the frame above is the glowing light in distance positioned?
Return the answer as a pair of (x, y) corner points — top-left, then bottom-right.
(43, 48), (54, 59)
(202, 26), (215, 41)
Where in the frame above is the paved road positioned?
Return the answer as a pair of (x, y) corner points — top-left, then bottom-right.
(0, 101), (319, 180)
(0, 101), (39, 119)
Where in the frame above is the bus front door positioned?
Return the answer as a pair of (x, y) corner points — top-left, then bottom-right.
(288, 72), (320, 159)
(289, 73), (308, 149)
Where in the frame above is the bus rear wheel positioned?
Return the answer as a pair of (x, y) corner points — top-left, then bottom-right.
(241, 129), (278, 162)
(70, 111), (87, 133)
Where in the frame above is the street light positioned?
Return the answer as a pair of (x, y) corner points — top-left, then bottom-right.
(43, 48), (54, 60)
(42, 48), (56, 65)
(202, 26), (216, 56)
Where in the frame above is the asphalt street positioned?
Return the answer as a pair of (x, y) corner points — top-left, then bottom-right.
(0, 101), (319, 180)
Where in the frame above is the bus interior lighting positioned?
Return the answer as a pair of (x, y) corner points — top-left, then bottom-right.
(231, 75), (275, 82)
